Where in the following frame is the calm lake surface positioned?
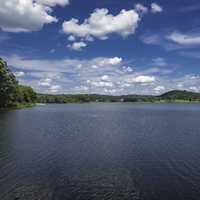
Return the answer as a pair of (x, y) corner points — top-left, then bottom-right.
(1, 103), (200, 200)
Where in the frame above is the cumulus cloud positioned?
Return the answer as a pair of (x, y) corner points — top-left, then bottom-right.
(68, 41), (87, 51)
(122, 66), (133, 72)
(62, 6), (153, 50)
(97, 57), (122, 66)
(62, 3), (163, 49)
(151, 3), (163, 13)
(131, 75), (156, 83)
(62, 8), (140, 40)
(0, 0), (68, 32)
(167, 32), (200, 45)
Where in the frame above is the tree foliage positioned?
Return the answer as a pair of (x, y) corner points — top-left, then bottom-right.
(0, 58), (36, 108)
(0, 59), (18, 107)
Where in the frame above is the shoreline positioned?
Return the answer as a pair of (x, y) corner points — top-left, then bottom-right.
(0, 103), (36, 111)
(37, 100), (200, 104)
(1, 101), (200, 111)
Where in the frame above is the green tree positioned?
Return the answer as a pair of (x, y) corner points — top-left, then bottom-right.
(0, 58), (18, 107)
(15, 85), (37, 103)
(0, 58), (37, 108)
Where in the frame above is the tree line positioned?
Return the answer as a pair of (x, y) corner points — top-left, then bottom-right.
(37, 91), (200, 104)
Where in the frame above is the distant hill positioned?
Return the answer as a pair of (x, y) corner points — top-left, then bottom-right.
(37, 90), (200, 103)
(160, 90), (200, 101)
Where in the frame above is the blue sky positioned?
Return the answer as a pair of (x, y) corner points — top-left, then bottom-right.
(0, 0), (200, 95)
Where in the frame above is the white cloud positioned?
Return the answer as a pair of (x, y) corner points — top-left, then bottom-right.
(91, 65), (98, 69)
(135, 4), (148, 14)
(68, 35), (76, 41)
(49, 85), (61, 93)
(39, 81), (51, 86)
(108, 57), (122, 65)
(5, 54), (199, 95)
(120, 83), (131, 88)
(37, 74), (63, 93)
(36, 0), (69, 7)
(140, 33), (161, 45)
(62, 4), (162, 47)
(97, 57), (122, 66)
(189, 86), (199, 92)
(74, 85), (89, 92)
(87, 80), (113, 88)
(154, 85), (165, 92)
(84, 35), (94, 42)
(2, 55), (124, 72)
(39, 77), (52, 86)
(167, 32), (200, 45)
(62, 8), (141, 40)
(14, 71), (25, 77)
(103, 88), (117, 94)
(0, 0), (68, 32)
(151, 3), (163, 13)
(122, 66), (133, 72)
(131, 75), (156, 83)
(141, 32), (195, 52)
(68, 41), (87, 51)
(101, 75), (110, 81)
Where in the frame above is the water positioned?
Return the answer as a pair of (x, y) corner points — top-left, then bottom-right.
(1, 103), (200, 200)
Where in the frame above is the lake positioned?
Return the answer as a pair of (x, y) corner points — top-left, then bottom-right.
(1, 103), (200, 200)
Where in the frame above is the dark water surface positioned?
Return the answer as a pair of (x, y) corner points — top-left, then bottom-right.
(1, 103), (200, 200)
